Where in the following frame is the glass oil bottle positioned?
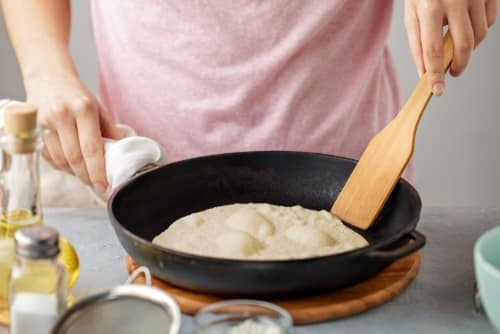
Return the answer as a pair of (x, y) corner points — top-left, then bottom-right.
(0, 103), (79, 323)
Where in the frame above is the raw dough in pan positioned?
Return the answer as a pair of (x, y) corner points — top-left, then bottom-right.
(153, 203), (368, 260)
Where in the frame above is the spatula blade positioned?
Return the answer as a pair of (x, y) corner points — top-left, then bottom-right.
(332, 122), (414, 229)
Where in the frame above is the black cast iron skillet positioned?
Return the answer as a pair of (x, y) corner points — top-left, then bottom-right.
(108, 151), (425, 297)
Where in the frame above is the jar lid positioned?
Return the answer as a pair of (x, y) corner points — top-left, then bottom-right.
(14, 225), (60, 259)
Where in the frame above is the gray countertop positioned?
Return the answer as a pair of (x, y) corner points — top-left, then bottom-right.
(1, 207), (499, 333)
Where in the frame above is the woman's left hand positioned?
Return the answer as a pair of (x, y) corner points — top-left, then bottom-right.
(404, 0), (497, 95)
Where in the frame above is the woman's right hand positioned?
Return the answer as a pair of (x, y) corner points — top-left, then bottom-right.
(25, 71), (123, 193)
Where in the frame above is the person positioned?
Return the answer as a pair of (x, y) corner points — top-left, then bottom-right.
(0, 0), (497, 194)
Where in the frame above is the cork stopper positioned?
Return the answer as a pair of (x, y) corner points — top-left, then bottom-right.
(3, 103), (38, 134)
(2, 103), (39, 154)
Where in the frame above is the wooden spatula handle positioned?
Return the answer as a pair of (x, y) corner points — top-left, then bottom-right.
(440, 31), (454, 73)
(396, 31), (454, 126)
(332, 32), (454, 230)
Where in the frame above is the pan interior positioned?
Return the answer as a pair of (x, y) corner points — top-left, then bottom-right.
(110, 151), (421, 252)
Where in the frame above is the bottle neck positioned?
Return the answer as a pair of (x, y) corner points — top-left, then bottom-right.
(0, 129), (43, 237)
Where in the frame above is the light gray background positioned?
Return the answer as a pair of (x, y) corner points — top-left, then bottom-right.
(0, 1), (499, 208)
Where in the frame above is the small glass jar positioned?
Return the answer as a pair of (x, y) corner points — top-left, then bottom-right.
(194, 299), (294, 334)
(9, 226), (67, 334)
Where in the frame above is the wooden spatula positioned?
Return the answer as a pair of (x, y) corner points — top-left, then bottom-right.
(332, 32), (454, 230)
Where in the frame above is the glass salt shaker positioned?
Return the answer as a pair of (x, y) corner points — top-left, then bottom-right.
(9, 226), (67, 334)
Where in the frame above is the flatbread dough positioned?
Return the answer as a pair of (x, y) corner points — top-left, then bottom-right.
(153, 203), (368, 260)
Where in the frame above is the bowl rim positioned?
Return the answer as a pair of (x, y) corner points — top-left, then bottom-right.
(474, 225), (500, 279)
(193, 299), (293, 330)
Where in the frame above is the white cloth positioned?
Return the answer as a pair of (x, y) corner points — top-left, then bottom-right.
(0, 100), (165, 207)
(103, 124), (164, 190)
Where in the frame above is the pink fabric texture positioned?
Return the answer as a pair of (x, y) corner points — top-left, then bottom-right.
(91, 0), (413, 180)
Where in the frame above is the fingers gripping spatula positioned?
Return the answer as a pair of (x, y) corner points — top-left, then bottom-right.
(332, 32), (453, 230)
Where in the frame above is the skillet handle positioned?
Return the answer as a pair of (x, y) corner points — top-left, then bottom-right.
(366, 230), (425, 261)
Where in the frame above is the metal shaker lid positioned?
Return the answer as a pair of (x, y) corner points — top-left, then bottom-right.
(14, 225), (60, 259)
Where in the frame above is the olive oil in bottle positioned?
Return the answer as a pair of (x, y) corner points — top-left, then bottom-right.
(0, 104), (79, 324)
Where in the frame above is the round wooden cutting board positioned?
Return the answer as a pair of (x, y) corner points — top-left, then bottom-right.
(126, 252), (420, 325)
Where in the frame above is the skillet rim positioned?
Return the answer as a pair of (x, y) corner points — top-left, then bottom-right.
(108, 150), (422, 265)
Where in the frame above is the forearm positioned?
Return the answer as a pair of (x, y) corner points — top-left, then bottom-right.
(0, 0), (77, 82)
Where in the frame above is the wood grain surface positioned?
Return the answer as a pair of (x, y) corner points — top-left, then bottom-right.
(126, 252), (420, 324)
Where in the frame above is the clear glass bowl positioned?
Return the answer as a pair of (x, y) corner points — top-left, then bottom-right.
(194, 299), (293, 334)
